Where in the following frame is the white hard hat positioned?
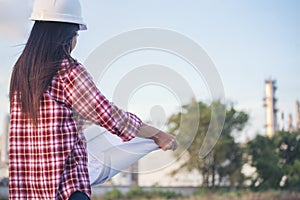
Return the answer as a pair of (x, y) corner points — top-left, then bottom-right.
(30, 0), (87, 30)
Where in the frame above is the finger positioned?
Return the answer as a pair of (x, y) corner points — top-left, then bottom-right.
(163, 142), (173, 151)
(171, 142), (176, 151)
(165, 140), (177, 151)
(172, 143), (176, 151)
(175, 141), (179, 149)
(169, 139), (176, 150)
(166, 143), (173, 151)
(172, 140), (179, 151)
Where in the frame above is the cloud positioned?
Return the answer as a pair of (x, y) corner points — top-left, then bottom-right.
(0, 0), (34, 39)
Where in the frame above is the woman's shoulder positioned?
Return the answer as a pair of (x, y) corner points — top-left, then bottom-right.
(56, 58), (95, 85)
(58, 58), (86, 76)
(61, 58), (84, 69)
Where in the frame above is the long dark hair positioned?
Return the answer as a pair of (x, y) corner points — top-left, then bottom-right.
(9, 21), (79, 124)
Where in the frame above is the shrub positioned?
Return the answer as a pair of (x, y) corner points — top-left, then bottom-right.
(147, 189), (179, 199)
(102, 189), (123, 200)
(125, 187), (148, 199)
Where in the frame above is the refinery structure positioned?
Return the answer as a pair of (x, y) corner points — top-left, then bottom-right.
(263, 79), (278, 138)
(263, 78), (300, 138)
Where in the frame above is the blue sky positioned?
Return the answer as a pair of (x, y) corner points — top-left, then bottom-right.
(0, 0), (299, 141)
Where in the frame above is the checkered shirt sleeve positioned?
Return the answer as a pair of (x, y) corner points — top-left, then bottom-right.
(63, 62), (142, 141)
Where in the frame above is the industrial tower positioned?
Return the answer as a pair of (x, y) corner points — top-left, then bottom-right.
(296, 101), (300, 131)
(263, 78), (278, 138)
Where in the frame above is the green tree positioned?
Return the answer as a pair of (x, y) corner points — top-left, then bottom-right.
(247, 131), (300, 191)
(167, 101), (248, 188)
(275, 131), (300, 190)
(247, 134), (282, 190)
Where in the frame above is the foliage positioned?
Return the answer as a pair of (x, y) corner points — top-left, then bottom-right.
(247, 134), (282, 190)
(276, 131), (300, 191)
(167, 100), (249, 188)
(102, 188), (123, 200)
(94, 189), (300, 200)
(149, 189), (182, 199)
(125, 187), (182, 199)
(125, 186), (146, 198)
(101, 187), (182, 200)
(247, 131), (300, 191)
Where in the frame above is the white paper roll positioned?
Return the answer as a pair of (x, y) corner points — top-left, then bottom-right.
(84, 125), (159, 186)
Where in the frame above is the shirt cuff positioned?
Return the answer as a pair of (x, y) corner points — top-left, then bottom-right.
(118, 112), (142, 142)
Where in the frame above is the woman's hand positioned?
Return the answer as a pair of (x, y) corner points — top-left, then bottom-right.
(137, 123), (179, 151)
(151, 131), (179, 151)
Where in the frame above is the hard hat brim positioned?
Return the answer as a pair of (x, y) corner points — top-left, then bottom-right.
(30, 1), (87, 31)
(79, 24), (87, 30)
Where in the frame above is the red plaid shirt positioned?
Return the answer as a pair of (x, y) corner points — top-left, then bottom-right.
(9, 59), (142, 200)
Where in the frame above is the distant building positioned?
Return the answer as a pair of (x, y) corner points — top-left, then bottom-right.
(263, 78), (278, 138)
(280, 112), (285, 131)
(296, 101), (300, 131)
(288, 113), (294, 133)
(0, 114), (9, 178)
(0, 114), (9, 163)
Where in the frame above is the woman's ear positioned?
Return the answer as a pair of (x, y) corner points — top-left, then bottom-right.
(70, 34), (78, 52)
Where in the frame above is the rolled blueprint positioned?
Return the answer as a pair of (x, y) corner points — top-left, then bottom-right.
(84, 125), (159, 186)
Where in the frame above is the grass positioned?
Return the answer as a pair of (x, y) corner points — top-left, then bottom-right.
(1, 188), (300, 200)
(92, 188), (300, 200)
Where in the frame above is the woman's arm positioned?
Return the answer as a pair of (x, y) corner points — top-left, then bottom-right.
(63, 63), (178, 150)
(137, 123), (178, 151)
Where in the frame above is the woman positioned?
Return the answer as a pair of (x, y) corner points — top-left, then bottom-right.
(9, 1), (178, 200)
